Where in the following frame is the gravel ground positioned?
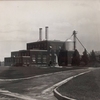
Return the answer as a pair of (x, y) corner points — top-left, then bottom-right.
(57, 68), (100, 100)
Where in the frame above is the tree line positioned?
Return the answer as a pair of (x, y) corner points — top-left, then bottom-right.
(71, 49), (98, 66)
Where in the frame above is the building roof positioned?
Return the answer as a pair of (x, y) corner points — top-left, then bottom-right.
(30, 49), (47, 52)
(27, 40), (64, 44)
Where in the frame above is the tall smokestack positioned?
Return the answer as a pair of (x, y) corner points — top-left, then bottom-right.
(73, 30), (77, 50)
(45, 26), (48, 40)
(39, 28), (42, 41)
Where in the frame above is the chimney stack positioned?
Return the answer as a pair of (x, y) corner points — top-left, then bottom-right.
(39, 28), (42, 41)
(45, 26), (48, 40)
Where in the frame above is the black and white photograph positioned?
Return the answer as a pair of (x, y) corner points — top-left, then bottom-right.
(0, 0), (100, 100)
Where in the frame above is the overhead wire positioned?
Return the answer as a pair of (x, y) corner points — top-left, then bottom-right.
(76, 36), (89, 54)
(65, 33), (74, 41)
(76, 36), (86, 50)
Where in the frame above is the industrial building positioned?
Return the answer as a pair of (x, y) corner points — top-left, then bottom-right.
(4, 41), (65, 67)
(5, 26), (73, 67)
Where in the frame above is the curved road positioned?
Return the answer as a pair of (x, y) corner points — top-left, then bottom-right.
(0, 68), (92, 100)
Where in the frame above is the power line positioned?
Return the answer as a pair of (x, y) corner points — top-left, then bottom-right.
(76, 36), (86, 50)
(65, 33), (74, 41)
(76, 36), (89, 54)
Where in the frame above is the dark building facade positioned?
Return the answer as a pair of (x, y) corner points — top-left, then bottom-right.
(11, 50), (30, 57)
(30, 50), (48, 67)
(27, 40), (64, 51)
(4, 40), (65, 67)
(5, 57), (14, 66)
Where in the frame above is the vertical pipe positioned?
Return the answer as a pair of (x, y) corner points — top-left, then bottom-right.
(45, 26), (48, 40)
(73, 30), (77, 50)
(39, 28), (42, 41)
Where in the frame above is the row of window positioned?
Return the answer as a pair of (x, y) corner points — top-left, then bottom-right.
(27, 43), (47, 50)
(6, 53), (57, 64)
(12, 53), (30, 57)
(20, 52), (30, 56)
(5, 58), (14, 62)
(5, 58), (30, 63)
(32, 55), (47, 63)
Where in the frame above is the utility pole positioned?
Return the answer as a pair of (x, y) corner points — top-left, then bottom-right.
(73, 30), (77, 50)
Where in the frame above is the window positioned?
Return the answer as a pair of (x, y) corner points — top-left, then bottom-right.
(19, 59), (20, 63)
(17, 59), (19, 63)
(29, 45), (31, 49)
(27, 45), (29, 49)
(43, 55), (47, 63)
(32, 55), (35, 62)
(23, 59), (26, 64)
(44, 43), (46, 46)
(37, 59), (41, 63)
(37, 55), (41, 63)
(31, 45), (33, 49)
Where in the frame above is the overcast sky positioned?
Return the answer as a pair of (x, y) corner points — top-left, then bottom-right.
(0, 0), (100, 61)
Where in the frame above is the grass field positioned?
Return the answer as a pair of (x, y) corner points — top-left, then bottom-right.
(0, 66), (74, 79)
(57, 69), (100, 100)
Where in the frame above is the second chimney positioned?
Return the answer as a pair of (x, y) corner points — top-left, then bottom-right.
(39, 28), (42, 41)
(45, 26), (48, 40)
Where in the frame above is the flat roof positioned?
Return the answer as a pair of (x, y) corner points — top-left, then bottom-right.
(27, 40), (64, 44)
(30, 49), (47, 52)
(11, 50), (27, 53)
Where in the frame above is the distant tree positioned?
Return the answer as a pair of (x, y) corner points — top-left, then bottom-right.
(81, 49), (89, 65)
(90, 50), (97, 62)
(72, 49), (80, 66)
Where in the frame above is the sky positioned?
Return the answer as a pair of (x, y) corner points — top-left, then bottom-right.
(0, 0), (100, 61)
